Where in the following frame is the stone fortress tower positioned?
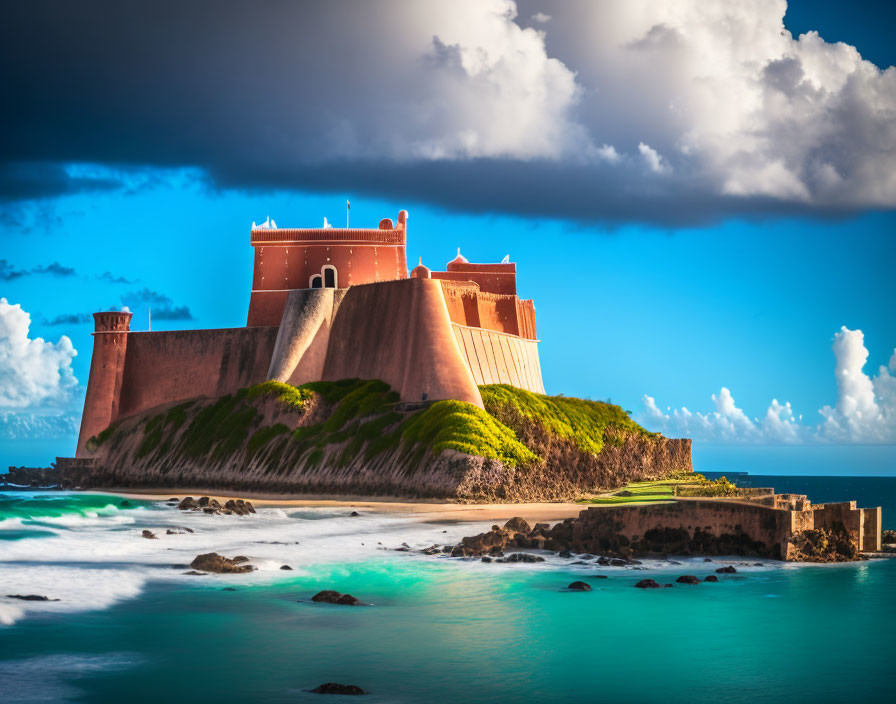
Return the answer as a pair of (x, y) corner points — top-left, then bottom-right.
(248, 211), (410, 327)
(76, 311), (133, 454)
(76, 209), (544, 457)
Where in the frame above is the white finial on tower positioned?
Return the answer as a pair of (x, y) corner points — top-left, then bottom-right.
(501, 254), (510, 264)
(323, 217), (332, 229)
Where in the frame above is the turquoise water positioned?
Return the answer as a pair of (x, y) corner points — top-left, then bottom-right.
(1, 482), (894, 703)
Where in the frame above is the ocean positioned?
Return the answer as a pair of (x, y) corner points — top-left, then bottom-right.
(1, 476), (894, 703)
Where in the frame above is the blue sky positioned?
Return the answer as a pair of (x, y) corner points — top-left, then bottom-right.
(1, 1), (895, 473)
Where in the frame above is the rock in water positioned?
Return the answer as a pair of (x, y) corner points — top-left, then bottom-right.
(503, 517), (531, 534)
(6, 594), (60, 601)
(189, 553), (253, 574)
(141, 529), (157, 539)
(310, 683), (367, 695)
(567, 581), (592, 591)
(715, 565), (737, 574)
(310, 590), (361, 605)
(178, 497), (197, 510)
(500, 553), (545, 563)
(350, 511), (360, 517)
(634, 579), (662, 589)
(676, 575), (700, 585)
(704, 575), (719, 582)
(280, 565), (293, 570)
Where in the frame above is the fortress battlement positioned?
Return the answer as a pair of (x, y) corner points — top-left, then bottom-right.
(75, 209), (546, 457)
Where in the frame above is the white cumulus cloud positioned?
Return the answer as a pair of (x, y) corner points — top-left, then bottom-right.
(0, 298), (78, 412)
(640, 326), (896, 444)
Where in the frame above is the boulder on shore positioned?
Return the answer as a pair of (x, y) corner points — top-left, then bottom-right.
(503, 517), (531, 534)
(189, 553), (253, 574)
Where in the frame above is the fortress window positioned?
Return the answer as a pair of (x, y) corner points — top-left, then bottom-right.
(310, 274), (323, 288)
(323, 265), (338, 288)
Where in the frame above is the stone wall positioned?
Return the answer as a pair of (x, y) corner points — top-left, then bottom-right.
(540, 496), (881, 560)
(116, 327), (279, 420)
(451, 323), (546, 394)
(320, 278), (484, 408)
(814, 501), (882, 553)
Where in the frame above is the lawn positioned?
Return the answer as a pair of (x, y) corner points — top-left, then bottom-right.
(581, 479), (691, 505)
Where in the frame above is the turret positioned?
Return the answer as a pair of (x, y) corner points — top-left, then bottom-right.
(76, 310), (132, 455)
(410, 257), (431, 279)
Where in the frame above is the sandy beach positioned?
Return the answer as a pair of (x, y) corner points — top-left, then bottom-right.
(97, 487), (586, 525)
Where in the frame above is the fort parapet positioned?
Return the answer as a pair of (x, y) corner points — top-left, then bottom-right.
(76, 210), (548, 456)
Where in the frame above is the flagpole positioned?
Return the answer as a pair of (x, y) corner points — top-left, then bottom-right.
(346, 199), (350, 228)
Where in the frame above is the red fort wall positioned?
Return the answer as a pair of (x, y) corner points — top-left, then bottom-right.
(116, 327), (279, 420)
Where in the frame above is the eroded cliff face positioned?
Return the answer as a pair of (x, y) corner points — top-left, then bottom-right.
(78, 381), (692, 502)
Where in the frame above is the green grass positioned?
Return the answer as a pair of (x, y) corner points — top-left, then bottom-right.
(247, 380), (314, 411)
(399, 399), (537, 468)
(105, 379), (661, 474)
(248, 423), (290, 457)
(581, 479), (690, 505)
(480, 384), (651, 455)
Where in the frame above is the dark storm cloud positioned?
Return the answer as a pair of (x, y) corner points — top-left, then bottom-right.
(123, 288), (194, 321)
(42, 312), (92, 326)
(1, 1), (894, 226)
(98, 272), (136, 285)
(0, 259), (77, 280)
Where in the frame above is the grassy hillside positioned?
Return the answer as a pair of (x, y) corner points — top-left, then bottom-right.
(89, 381), (658, 473)
(83, 381), (689, 500)
(480, 384), (652, 455)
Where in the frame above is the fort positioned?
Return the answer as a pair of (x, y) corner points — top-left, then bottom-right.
(75, 210), (543, 457)
(49, 208), (881, 560)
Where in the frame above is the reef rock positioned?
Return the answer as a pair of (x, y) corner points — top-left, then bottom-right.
(567, 581), (592, 591)
(310, 683), (367, 695)
(189, 553), (254, 574)
(634, 579), (662, 589)
(6, 594), (60, 601)
(310, 590), (361, 605)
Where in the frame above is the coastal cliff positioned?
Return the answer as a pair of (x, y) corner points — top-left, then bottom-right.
(74, 381), (691, 501)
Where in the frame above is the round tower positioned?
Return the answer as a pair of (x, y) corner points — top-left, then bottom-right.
(76, 311), (132, 456)
(410, 257), (431, 279)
